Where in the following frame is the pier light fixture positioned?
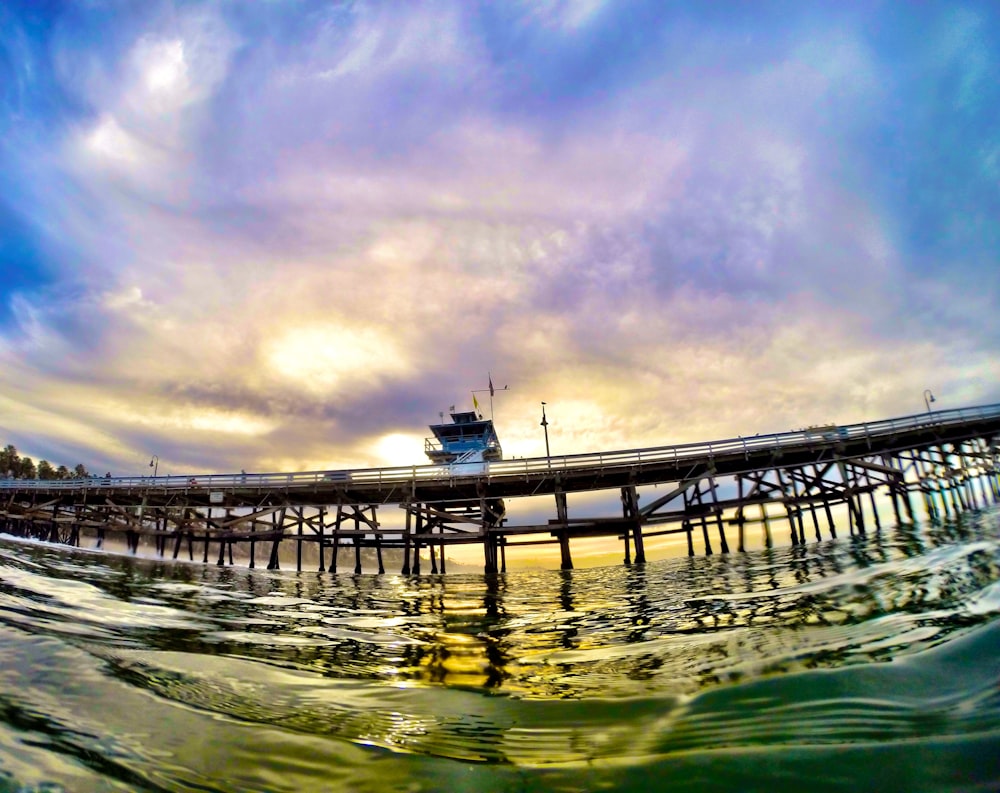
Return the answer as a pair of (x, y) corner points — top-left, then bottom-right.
(923, 389), (936, 413)
(149, 455), (159, 477)
(541, 402), (551, 466)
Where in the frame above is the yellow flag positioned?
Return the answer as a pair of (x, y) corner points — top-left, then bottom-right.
(473, 394), (480, 411)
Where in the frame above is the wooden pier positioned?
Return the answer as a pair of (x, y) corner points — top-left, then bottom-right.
(1, 403), (999, 573)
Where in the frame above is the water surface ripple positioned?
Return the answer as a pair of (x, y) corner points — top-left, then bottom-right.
(0, 510), (998, 792)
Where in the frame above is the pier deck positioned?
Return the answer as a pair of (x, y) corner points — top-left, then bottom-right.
(2, 403), (999, 572)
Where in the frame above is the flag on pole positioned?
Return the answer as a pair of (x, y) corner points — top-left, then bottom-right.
(473, 394), (480, 411)
(488, 374), (495, 397)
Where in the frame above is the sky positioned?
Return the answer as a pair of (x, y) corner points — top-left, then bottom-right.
(0, 0), (998, 479)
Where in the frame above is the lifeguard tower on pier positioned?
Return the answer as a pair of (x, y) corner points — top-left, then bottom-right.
(424, 409), (503, 468)
(424, 407), (506, 528)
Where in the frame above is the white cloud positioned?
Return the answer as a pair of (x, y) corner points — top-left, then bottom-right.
(521, 0), (609, 31)
(3, 3), (997, 479)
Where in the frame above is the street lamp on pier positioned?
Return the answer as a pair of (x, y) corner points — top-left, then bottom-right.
(923, 389), (936, 413)
(149, 455), (159, 477)
(541, 402), (551, 467)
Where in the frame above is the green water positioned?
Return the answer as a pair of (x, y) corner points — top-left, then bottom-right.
(0, 511), (998, 792)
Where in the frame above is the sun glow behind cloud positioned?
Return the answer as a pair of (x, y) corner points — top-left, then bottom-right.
(263, 324), (414, 396)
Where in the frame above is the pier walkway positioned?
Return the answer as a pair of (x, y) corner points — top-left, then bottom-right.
(2, 403), (999, 573)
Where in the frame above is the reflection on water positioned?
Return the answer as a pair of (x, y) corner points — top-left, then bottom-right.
(0, 509), (998, 791)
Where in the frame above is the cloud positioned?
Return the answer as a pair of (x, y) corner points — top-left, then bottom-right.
(0, 1), (997, 479)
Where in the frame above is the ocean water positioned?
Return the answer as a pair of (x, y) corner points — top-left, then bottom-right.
(0, 509), (998, 792)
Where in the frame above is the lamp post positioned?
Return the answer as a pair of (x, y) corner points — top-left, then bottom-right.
(540, 402), (551, 467)
(923, 389), (936, 413)
(149, 455), (159, 477)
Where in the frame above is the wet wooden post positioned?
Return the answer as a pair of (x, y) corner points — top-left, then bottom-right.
(868, 484), (882, 531)
(776, 468), (799, 545)
(248, 511), (257, 569)
(790, 471), (807, 544)
(937, 447), (961, 515)
(216, 507), (228, 566)
(902, 477), (916, 523)
(364, 505), (382, 573)
(557, 532), (572, 570)
(401, 504), (412, 575)
(266, 507), (285, 570)
(853, 485), (867, 536)
(707, 477), (729, 553)
(201, 509), (211, 563)
(986, 438), (1000, 501)
(858, 468), (880, 532)
(621, 486), (645, 563)
(951, 446), (972, 511)
(961, 445), (981, 509)
(171, 511), (183, 560)
(971, 442), (990, 505)
(837, 461), (863, 536)
(761, 502), (773, 548)
(619, 487), (631, 563)
(296, 508), (304, 572)
(819, 468), (837, 538)
(922, 451), (943, 519)
(921, 450), (940, 518)
(70, 506), (82, 547)
(987, 448), (1000, 502)
(317, 506), (326, 573)
(353, 509), (363, 575)
(914, 453), (936, 520)
(479, 491), (496, 574)
(499, 537), (507, 573)
(881, 455), (903, 525)
(944, 466), (960, 515)
(929, 453), (946, 519)
(412, 507), (423, 575)
(792, 467), (821, 541)
(736, 477), (747, 552)
(483, 528), (496, 575)
(684, 487), (712, 555)
(977, 455), (992, 504)
(219, 509), (234, 566)
(330, 503), (343, 574)
(698, 512), (713, 555)
(555, 489), (573, 570)
(158, 513), (168, 557)
(149, 511), (159, 556)
(951, 467), (969, 513)
(888, 464), (904, 524)
(806, 484), (822, 541)
(483, 531), (494, 574)
(936, 464), (953, 517)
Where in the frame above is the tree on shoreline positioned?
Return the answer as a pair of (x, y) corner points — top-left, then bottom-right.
(1, 444), (90, 480)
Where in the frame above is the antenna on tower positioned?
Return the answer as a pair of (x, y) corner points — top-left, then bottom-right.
(472, 372), (510, 423)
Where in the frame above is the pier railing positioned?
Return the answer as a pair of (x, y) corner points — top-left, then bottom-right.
(2, 403), (999, 494)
